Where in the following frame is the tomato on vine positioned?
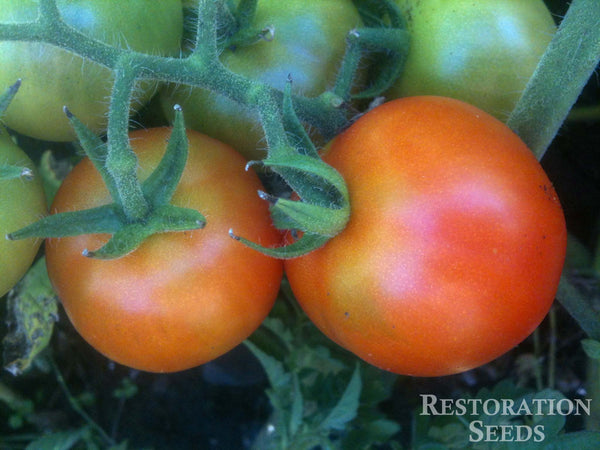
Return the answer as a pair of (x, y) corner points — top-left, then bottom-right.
(45, 128), (284, 373)
(284, 96), (567, 377)
(0, 0), (183, 142)
(161, 0), (362, 161)
(0, 128), (47, 297)
(388, 0), (556, 120)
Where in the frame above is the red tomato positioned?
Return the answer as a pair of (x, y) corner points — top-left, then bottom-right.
(46, 128), (283, 373)
(284, 96), (567, 377)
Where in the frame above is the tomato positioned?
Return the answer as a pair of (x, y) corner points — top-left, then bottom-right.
(160, 0), (362, 161)
(0, 1), (183, 142)
(284, 96), (567, 377)
(45, 128), (283, 373)
(388, 0), (556, 120)
(0, 129), (47, 297)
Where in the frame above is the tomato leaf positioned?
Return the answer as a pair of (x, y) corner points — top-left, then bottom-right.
(582, 339), (600, 360)
(23, 428), (88, 450)
(321, 364), (362, 431)
(557, 276), (600, 341)
(3, 257), (57, 376)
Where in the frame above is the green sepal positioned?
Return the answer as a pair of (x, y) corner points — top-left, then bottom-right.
(344, 0), (409, 99)
(82, 222), (151, 259)
(7, 204), (125, 240)
(353, 0), (405, 28)
(267, 80), (349, 212)
(236, 76), (351, 258)
(259, 153), (349, 213)
(64, 107), (121, 203)
(84, 204), (205, 259)
(148, 203), (206, 234)
(142, 105), (189, 206)
(350, 27), (409, 99)
(268, 195), (349, 237)
(0, 79), (20, 117)
(0, 164), (33, 181)
(230, 229), (331, 260)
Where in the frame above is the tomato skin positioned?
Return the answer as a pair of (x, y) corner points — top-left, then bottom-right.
(45, 128), (283, 373)
(0, 0), (183, 142)
(161, 0), (362, 160)
(0, 130), (47, 297)
(284, 96), (567, 377)
(388, 0), (556, 120)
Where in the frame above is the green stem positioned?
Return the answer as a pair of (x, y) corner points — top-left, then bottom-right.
(507, 0), (600, 160)
(105, 59), (148, 221)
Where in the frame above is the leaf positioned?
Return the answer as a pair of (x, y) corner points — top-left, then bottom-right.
(244, 340), (290, 392)
(582, 339), (600, 360)
(548, 431), (600, 449)
(528, 389), (568, 440)
(25, 428), (87, 450)
(343, 418), (401, 449)
(3, 258), (58, 375)
(321, 364), (362, 431)
(289, 374), (304, 437)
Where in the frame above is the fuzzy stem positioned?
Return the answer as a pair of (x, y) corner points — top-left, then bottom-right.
(507, 0), (600, 160)
(105, 59), (149, 221)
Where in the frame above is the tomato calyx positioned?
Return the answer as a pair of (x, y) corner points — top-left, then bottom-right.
(8, 107), (206, 259)
(347, 0), (409, 100)
(230, 80), (350, 258)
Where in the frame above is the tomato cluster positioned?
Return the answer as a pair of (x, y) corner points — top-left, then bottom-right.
(1, 0), (567, 377)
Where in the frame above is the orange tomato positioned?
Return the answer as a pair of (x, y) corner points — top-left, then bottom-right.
(46, 128), (283, 373)
(285, 96), (567, 376)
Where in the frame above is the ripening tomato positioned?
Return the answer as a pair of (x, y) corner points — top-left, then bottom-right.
(284, 96), (567, 377)
(0, 0), (183, 142)
(160, 0), (362, 160)
(388, 0), (556, 120)
(45, 128), (283, 373)
(0, 128), (47, 297)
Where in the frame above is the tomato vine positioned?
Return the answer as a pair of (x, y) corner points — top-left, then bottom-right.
(2, 0), (408, 258)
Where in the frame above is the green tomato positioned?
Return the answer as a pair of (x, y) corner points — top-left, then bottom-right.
(388, 0), (556, 120)
(161, 0), (361, 160)
(0, 0), (183, 142)
(0, 129), (47, 297)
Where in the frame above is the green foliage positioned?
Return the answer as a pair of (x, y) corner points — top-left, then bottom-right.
(246, 285), (401, 449)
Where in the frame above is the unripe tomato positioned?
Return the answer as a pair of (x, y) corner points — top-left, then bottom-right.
(285, 96), (567, 377)
(388, 0), (556, 120)
(161, 0), (362, 160)
(46, 128), (283, 373)
(0, 129), (46, 296)
(0, 0), (183, 141)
